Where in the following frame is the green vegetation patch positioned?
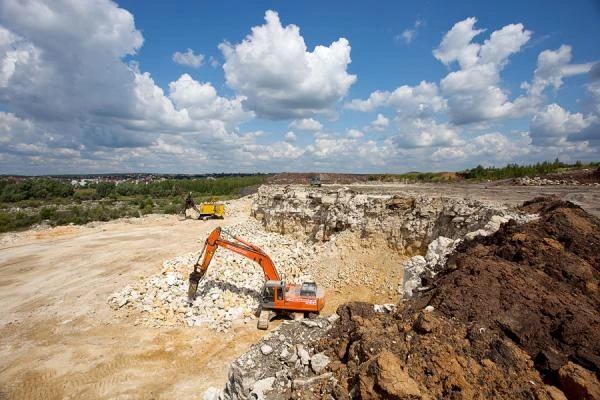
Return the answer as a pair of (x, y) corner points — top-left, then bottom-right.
(0, 175), (267, 233)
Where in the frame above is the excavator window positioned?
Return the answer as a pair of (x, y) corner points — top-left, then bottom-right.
(263, 286), (275, 303)
(300, 282), (317, 297)
(276, 285), (284, 301)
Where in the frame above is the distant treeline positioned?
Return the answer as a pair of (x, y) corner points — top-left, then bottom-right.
(94, 176), (267, 198)
(365, 160), (597, 183)
(0, 175), (267, 203)
(459, 159), (599, 180)
(0, 179), (74, 202)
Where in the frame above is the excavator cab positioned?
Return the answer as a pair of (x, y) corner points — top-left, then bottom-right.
(261, 280), (285, 308)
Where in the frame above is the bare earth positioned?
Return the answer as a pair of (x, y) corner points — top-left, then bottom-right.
(0, 183), (599, 399)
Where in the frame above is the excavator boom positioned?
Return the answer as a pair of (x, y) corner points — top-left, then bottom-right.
(187, 227), (325, 329)
(188, 227), (280, 301)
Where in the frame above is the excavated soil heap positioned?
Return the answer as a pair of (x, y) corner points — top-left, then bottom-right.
(544, 167), (600, 184)
(316, 303), (562, 400)
(416, 196), (600, 381)
(311, 197), (600, 400)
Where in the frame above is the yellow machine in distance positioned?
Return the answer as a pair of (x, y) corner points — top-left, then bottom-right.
(180, 193), (225, 220)
(198, 202), (225, 219)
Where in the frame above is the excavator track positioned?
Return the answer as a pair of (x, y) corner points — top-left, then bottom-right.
(257, 309), (272, 330)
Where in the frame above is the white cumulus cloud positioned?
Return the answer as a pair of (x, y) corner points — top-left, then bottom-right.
(393, 119), (460, 148)
(219, 10), (357, 119)
(526, 45), (594, 101)
(285, 131), (297, 142)
(530, 103), (595, 145)
(370, 114), (390, 131)
(172, 48), (205, 68)
(346, 81), (445, 118)
(347, 129), (364, 138)
(288, 118), (323, 132)
(435, 18), (532, 124)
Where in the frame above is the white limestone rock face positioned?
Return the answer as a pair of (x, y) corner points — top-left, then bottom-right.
(251, 185), (535, 256)
(425, 236), (458, 272)
(402, 256), (427, 298)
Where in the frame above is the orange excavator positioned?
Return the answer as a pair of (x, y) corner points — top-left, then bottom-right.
(187, 227), (325, 329)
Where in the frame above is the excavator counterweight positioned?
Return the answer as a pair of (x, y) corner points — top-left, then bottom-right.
(187, 227), (325, 329)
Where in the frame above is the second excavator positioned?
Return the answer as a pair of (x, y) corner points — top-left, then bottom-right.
(187, 227), (325, 330)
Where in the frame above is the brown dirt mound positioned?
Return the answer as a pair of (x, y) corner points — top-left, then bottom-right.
(308, 196), (600, 400)
(415, 196), (600, 382)
(315, 303), (559, 400)
(544, 167), (600, 184)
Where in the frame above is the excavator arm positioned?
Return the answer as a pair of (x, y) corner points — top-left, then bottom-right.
(187, 227), (280, 302)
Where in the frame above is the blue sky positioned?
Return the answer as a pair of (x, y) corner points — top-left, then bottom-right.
(0, 0), (598, 174)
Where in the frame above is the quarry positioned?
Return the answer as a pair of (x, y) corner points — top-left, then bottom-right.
(1, 178), (600, 399)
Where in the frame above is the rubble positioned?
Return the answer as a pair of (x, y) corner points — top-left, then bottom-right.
(310, 353), (330, 374)
(107, 218), (323, 330)
(516, 176), (599, 186)
(213, 196), (600, 400)
(220, 316), (336, 399)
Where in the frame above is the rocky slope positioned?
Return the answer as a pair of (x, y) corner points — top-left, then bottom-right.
(217, 196), (600, 400)
(251, 185), (530, 254)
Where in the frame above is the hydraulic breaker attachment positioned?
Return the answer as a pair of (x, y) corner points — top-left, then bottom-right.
(187, 270), (204, 303)
(187, 241), (209, 303)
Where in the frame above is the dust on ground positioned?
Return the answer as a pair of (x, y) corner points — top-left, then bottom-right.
(0, 198), (259, 399)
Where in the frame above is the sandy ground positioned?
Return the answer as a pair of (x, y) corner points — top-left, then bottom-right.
(0, 199), (269, 400)
(1, 184), (598, 399)
(0, 196), (398, 400)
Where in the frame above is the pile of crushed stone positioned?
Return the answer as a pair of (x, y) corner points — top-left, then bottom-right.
(108, 219), (320, 331)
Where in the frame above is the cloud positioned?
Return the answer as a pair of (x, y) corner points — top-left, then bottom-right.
(241, 140), (305, 161)
(346, 81), (445, 117)
(370, 114), (389, 131)
(172, 48), (205, 68)
(219, 10), (356, 119)
(289, 118), (323, 132)
(434, 18), (532, 124)
(0, 0), (255, 169)
(401, 29), (416, 44)
(397, 19), (424, 45)
(208, 56), (220, 68)
(306, 133), (393, 168)
(433, 17), (486, 69)
(431, 132), (530, 162)
(347, 129), (363, 138)
(0, 0), (143, 122)
(167, 73), (251, 127)
(530, 103), (595, 145)
(1, 6), (598, 174)
(526, 45), (594, 101)
(284, 131), (297, 142)
(392, 119), (460, 148)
